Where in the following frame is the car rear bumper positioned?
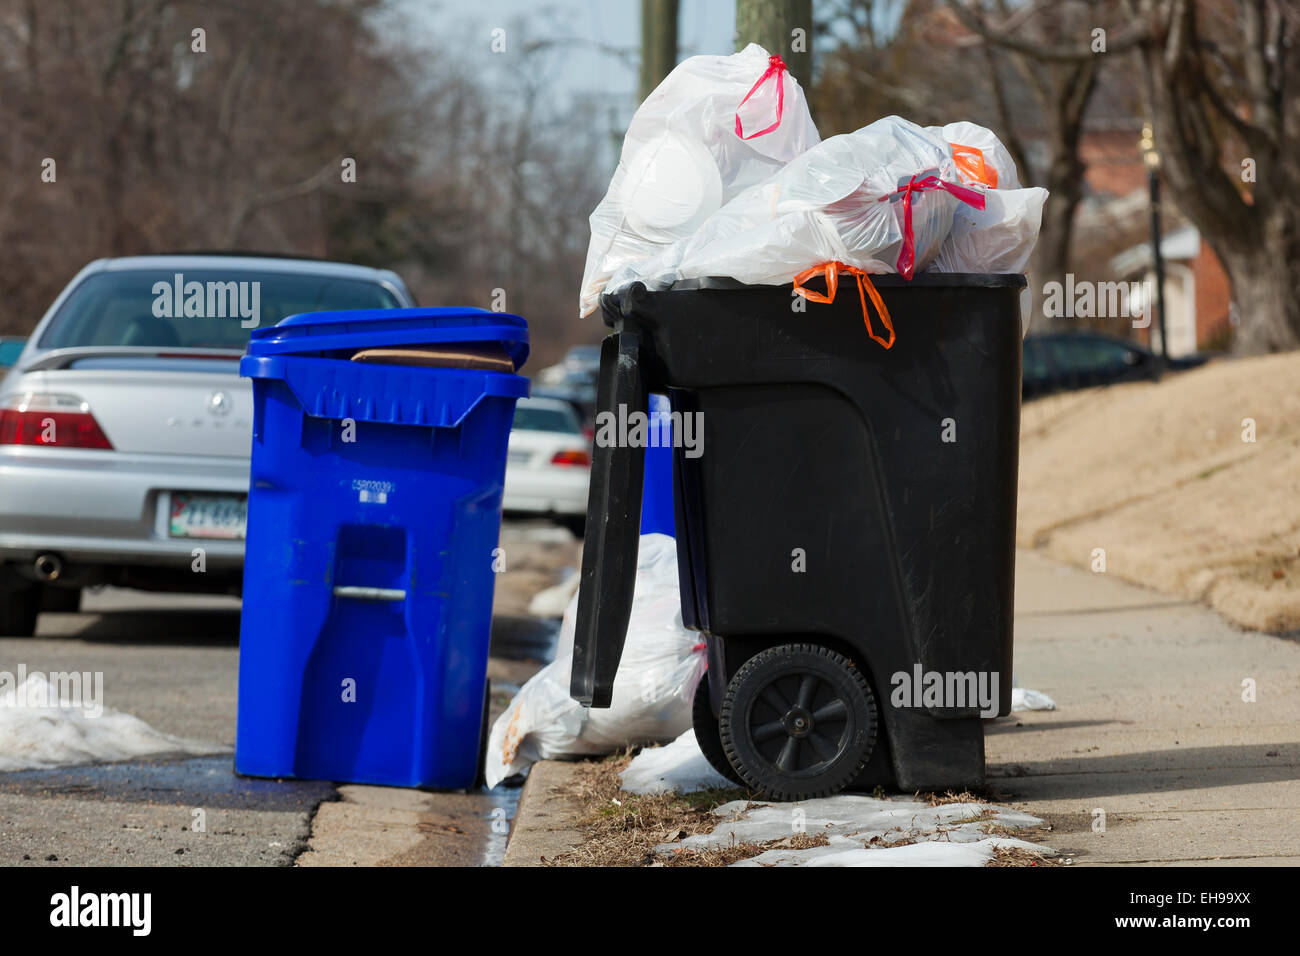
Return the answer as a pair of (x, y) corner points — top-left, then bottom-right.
(0, 446), (248, 569)
(502, 466), (589, 517)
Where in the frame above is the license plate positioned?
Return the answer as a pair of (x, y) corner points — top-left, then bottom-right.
(169, 493), (247, 540)
(507, 450), (533, 464)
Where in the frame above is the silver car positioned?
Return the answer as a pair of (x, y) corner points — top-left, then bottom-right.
(0, 254), (414, 636)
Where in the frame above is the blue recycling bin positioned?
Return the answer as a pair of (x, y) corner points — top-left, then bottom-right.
(234, 307), (529, 789)
(640, 393), (675, 536)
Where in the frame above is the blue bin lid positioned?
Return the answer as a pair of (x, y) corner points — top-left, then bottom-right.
(245, 307), (529, 369)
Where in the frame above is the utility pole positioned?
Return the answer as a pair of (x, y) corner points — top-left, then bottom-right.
(735, 0), (813, 96)
(640, 0), (679, 103)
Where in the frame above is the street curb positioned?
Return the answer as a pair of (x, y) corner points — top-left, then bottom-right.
(502, 761), (587, 866)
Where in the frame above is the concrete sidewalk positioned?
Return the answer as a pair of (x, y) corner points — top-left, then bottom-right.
(990, 549), (1300, 865)
(504, 549), (1300, 866)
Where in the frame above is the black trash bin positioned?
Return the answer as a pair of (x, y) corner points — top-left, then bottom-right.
(571, 274), (1024, 799)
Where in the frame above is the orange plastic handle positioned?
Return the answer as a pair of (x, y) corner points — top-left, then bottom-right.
(792, 261), (895, 350)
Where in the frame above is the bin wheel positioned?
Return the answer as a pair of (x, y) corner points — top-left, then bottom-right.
(474, 680), (491, 790)
(719, 643), (877, 801)
(691, 677), (742, 786)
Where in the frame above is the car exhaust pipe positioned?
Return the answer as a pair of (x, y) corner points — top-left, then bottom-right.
(34, 553), (63, 582)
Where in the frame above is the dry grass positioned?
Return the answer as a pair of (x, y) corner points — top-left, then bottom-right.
(919, 789), (980, 806)
(988, 846), (1064, 867)
(547, 752), (840, 866)
(544, 751), (759, 867)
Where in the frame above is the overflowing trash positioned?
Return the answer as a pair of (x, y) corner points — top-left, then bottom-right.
(485, 534), (705, 787)
(580, 45), (1046, 343)
(580, 44), (820, 318)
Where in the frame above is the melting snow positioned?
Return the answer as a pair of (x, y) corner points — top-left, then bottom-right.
(624, 731), (1056, 867)
(0, 674), (224, 772)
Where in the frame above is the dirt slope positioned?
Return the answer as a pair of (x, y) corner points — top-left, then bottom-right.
(1018, 351), (1300, 633)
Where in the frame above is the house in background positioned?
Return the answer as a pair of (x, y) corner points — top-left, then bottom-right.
(1076, 127), (1234, 356)
(1110, 224), (1233, 357)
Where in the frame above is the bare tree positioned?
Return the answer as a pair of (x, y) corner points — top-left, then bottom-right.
(950, 0), (1299, 353)
(736, 0), (815, 95)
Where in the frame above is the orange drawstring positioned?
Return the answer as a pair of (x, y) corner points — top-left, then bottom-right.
(792, 261), (895, 350)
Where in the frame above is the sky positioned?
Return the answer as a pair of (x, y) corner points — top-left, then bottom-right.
(398, 0), (737, 105)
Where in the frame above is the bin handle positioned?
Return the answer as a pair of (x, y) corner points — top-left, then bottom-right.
(333, 585), (406, 602)
(793, 262), (895, 350)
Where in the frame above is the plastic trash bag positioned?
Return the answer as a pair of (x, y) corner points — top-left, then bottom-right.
(919, 121), (1045, 279)
(925, 121), (1021, 189)
(619, 729), (734, 795)
(607, 116), (982, 295)
(484, 534), (707, 787)
(578, 44), (820, 317)
(927, 186), (1048, 275)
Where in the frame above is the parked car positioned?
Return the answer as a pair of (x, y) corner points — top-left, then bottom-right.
(1022, 331), (1213, 399)
(0, 337), (25, 368)
(534, 343), (601, 394)
(0, 254), (415, 636)
(503, 396), (591, 536)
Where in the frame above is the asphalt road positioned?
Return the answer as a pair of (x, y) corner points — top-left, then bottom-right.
(0, 520), (578, 867)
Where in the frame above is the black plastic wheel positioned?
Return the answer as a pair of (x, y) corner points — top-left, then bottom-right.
(0, 570), (40, 637)
(691, 676), (743, 785)
(719, 643), (877, 800)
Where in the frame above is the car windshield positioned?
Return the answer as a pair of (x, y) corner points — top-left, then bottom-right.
(513, 403), (580, 434)
(38, 268), (401, 350)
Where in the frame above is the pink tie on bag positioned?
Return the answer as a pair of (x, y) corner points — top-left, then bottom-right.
(879, 175), (987, 279)
(735, 55), (788, 140)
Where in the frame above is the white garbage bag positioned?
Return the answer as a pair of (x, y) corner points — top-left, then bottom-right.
(928, 186), (1048, 275)
(919, 121), (1045, 278)
(925, 121), (1021, 189)
(607, 116), (985, 296)
(484, 534), (707, 787)
(579, 44), (820, 317)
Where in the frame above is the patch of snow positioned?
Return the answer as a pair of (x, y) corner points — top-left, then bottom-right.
(620, 730), (733, 794)
(0, 674), (224, 772)
(629, 733), (1055, 867)
(662, 795), (1044, 854)
(732, 835), (1050, 867)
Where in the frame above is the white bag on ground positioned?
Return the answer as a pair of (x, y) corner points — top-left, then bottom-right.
(607, 115), (980, 293)
(579, 44), (820, 317)
(484, 534), (706, 787)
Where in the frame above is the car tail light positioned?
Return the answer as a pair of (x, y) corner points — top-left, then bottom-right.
(551, 449), (591, 467)
(0, 392), (114, 449)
